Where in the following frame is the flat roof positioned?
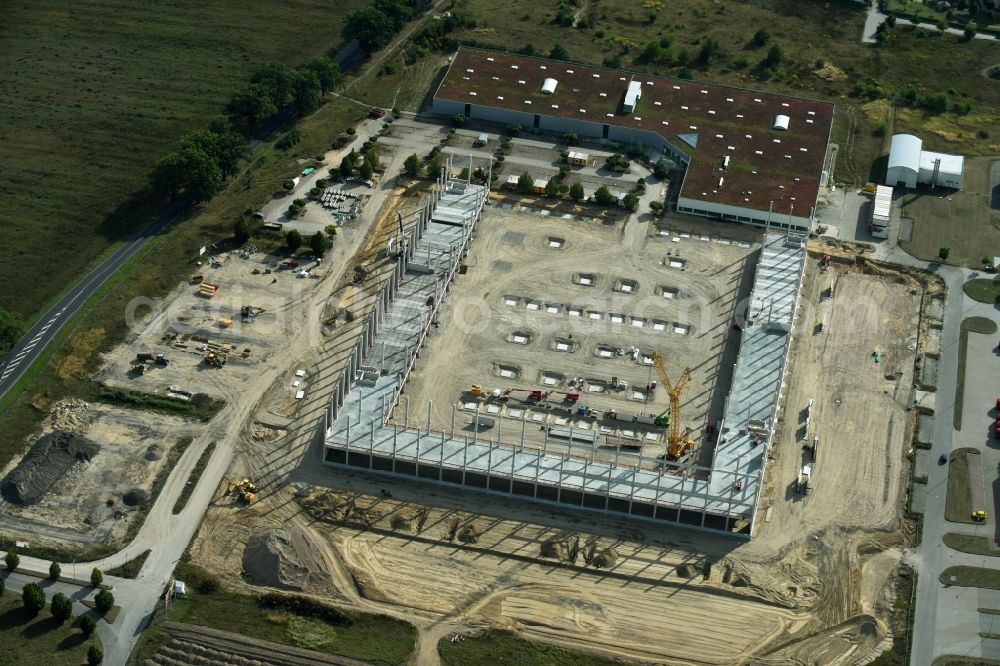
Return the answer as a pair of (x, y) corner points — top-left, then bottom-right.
(919, 150), (964, 175)
(710, 233), (807, 501)
(436, 48), (834, 216)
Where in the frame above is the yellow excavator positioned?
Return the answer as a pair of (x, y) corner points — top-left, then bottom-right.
(650, 352), (695, 460)
(226, 478), (257, 504)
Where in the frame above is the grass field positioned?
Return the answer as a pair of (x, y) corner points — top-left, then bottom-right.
(964, 278), (1000, 304)
(106, 549), (152, 579)
(955, 317), (999, 429)
(129, 585), (416, 665)
(438, 630), (625, 666)
(944, 533), (1000, 557)
(0, 592), (102, 665)
(940, 565), (1000, 589)
(0, 1), (364, 322)
(945, 448), (980, 523)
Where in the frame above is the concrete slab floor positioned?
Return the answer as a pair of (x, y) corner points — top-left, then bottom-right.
(400, 206), (760, 465)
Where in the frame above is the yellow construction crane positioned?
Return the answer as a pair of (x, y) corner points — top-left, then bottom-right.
(650, 352), (695, 460)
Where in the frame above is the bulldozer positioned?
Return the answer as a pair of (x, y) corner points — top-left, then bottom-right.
(226, 478), (257, 504)
(203, 351), (227, 368)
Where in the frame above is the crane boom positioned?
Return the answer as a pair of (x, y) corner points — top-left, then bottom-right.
(650, 352), (695, 459)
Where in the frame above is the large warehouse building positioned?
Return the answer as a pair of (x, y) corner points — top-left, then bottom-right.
(433, 47), (835, 232)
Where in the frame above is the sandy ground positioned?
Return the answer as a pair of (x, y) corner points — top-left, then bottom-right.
(403, 207), (760, 467)
(0, 400), (199, 545)
(183, 232), (926, 665)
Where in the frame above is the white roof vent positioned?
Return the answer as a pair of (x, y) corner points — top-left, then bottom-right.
(486, 57), (494, 62)
(808, 110), (816, 116)
(567, 69), (574, 74)
(672, 85), (681, 90)
(773, 114), (790, 131)
(540, 65), (547, 70)
(623, 80), (643, 113)
(541, 78), (558, 94)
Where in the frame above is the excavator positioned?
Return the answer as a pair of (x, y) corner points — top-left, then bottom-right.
(226, 478), (257, 504)
(650, 352), (695, 461)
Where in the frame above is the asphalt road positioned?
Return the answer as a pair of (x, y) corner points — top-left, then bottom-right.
(0, 202), (186, 404)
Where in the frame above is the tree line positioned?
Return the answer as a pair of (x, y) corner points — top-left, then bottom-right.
(148, 57), (342, 201)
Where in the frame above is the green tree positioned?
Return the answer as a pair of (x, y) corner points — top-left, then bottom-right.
(924, 92), (949, 114)
(80, 614), (97, 637)
(90, 568), (103, 588)
(94, 588), (114, 615)
(49, 561), (61, 581)
(938, 247), (950, 261)
(250, 62), (296, 109)
(5, 550), (19, 572)
(304, 57), (343, 94)
(516, 172), (534, 194)
(594, 185), (615, 206)
(0, 308), (26, 355)
(234, 218), (252, 245)
(762, 44), (784, 69)
(286, 229), (303, 253)
(550, 43), (569, 60)
(346, 6), (398, 50)
(404, 153), (422, 177)
(698, 38), (720, 66)
(569, 182), (585, 200)
(292, 69), (322, 116)
(50, 592), (72, 622)
(506, 124), (522, 137)
(87, 644), (103, 666)
(545, 179), (560, 196)
(310, 231), (331, 257)
(179, 146), (223, 201)
(149, 152), (188, 195)
(623, 193), (640, 211)
(22, 583), (45, 616)
(339, 151), (356, 178)
(653, 160), (669, 179)
(649, 200), (665, 215)
(226, 84), (279, 131)
(183, 122), (245, 177)
(752, 27), (771, 47)
(359, 160), (374, 180)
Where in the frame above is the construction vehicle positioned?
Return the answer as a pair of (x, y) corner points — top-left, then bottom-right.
(240, 305), (265, 320)
(203, 352), (227, 368)
(820, 254), (831, 272)
(154, 354), (169, 367)
(796, 465), (812, 494)
(226, 478), (258, 504)
(128, 362), (146, 375)
(650, 352), (695, 460)
(973, 510), (988, 522)
(469, 385), (485, 397)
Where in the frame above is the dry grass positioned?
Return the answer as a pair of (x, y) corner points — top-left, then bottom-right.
(56, 328), (106, 382)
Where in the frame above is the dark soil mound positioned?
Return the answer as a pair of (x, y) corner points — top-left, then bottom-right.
(123, 488), (150, 506)
(0, 430), (99, 505)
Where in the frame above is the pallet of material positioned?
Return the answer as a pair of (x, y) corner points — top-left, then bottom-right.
(198, 283), (219, 298)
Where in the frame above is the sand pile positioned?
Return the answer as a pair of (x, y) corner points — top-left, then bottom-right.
(0, 430), (99, 505)
(242, 527), (332, 591)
